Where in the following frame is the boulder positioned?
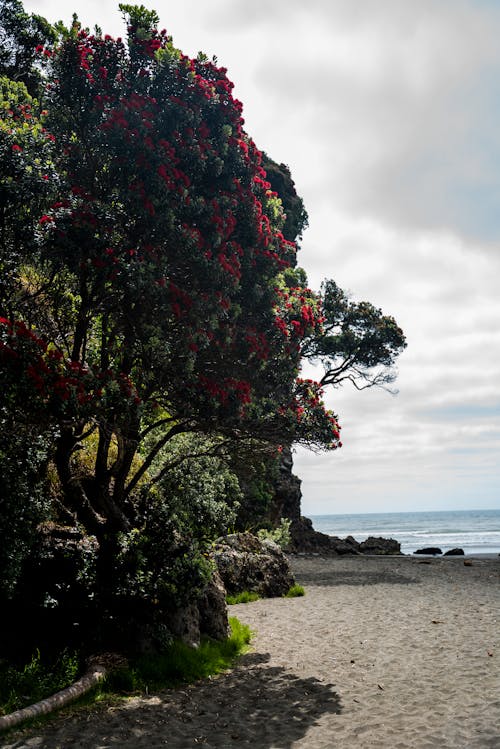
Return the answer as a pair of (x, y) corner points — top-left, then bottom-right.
(213, 532), (294, 597)
(358, 536), (401, 555)
(443, 548), (465, 556)
(129, 569), (230, 653)
(198, 568), (229, 641)
(162, 568), (230, 648)
(289, 517), (361, 555)
(414, 547), (442, 555)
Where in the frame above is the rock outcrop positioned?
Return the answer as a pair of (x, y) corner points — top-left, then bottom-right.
(197, 568), (230, 641)
(212, 532), (294, 597)
(414, 547), (442, 555)
(271, 447), (303, 523)
(443, 548), (465, 556)
(288, 518), (401, 555)
(289, 516), (361, 555)
(358, 536), (401, 555)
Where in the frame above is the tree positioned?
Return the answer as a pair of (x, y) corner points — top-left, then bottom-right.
(0, 4), (341, 624)
(0, 0), (56, 96)
(303, 279), (407, 392)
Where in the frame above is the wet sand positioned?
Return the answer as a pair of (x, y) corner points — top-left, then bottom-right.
(2, 554), (499, 748)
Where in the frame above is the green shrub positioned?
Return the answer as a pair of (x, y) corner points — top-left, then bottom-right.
(0, 649), (81, 715)
(285, 584), (305, 598)
(257, 518), (291, 550)
(226, 591), (261, 605)
(0, 421), (52, 598)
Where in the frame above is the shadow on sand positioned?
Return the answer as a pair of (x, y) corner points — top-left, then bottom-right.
(2, 653), (342, 749)
(294, 569), (420, 587)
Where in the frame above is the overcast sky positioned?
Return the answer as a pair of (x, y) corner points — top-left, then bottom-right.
(25, 0), (500, 515)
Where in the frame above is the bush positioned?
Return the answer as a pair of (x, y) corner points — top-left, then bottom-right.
(0, 649), (80, 715)
(0, 418), (52, 598)
(226, 591), (261, 605)
(257, 518), (292, 550)
(285, 584), (305, 598)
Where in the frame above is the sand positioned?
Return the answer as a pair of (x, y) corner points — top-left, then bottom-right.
(2, 554), (499, 749)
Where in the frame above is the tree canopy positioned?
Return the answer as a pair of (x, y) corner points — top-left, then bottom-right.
(304, 279), (406, 392)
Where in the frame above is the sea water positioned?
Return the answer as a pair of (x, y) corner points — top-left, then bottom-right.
(309, 508), (500, 556)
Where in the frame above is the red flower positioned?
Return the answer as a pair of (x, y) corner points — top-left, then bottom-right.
(11, 144), (22, 152)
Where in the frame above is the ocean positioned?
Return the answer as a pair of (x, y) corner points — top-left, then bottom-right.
(309, 508), (500, 556)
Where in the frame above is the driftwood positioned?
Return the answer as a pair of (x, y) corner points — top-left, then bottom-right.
(0, 654), (125, 732)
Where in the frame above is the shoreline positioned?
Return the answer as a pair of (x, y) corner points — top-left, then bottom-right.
(3, 554), (499, 748)
(291, 551), (500, 559)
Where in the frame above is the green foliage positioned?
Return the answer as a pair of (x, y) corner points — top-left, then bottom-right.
(257, 518), (291, 550)
(284, 584), (305, 598)
(226, 591), (261, 605)
(0, 0), (56, 97)
(105, 617), (251, 693)
(304, 279), (407, 392)
(232, 447), (280, 530)
(152, 433), (242, 542)
(0, 649), (80, 715)
(113, 513), (213, 609)
(119, 4), (160, 41)
(0, 75), (57, 314)
(112, 433), (241, 609)
(261, 153), (309, 243)
(0, 418), (52, 597)
(0, 618), (251, 720)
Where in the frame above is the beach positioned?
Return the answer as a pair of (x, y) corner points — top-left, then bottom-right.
(2, 554), (500, 749)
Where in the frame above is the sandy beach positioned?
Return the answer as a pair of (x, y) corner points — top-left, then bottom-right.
(2, 554), (499, 749)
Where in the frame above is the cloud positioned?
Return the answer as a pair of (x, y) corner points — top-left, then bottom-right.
(238, 1), (500, 240)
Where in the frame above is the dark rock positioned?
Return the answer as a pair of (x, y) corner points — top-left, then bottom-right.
(213, 532), (294, 597)
(271, 446), (303, 523)
(288, 519), (402, 556)
(414, 547), (442, 555)
(289, 517), (361, 555)
(124, 568), (230, 653)
(198, 569), (229, 641)
(358, 536), (401, 555)
(443, 548), (465, 556)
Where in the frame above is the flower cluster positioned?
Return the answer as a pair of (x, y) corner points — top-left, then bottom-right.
(276, 378), (342, 449)
(0, 318), (141, 416)
(9, 16), (342, 452)
(198, 376), (252, 409)
(273, 283), (324, 345)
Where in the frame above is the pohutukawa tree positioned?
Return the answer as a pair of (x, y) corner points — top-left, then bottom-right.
(0, 4), (341, 587)
(304, 279), (407, 392)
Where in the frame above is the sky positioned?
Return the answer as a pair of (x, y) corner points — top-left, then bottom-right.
(24, 0), (500, 515)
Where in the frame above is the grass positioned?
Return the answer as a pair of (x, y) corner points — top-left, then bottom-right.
(0, 649), (81, 716)
(227, 585), (306, 605)
(0, 617), (252, 725)
(106, 616), (252, 693)
(226, 591), (261, 605)
(284, 584), (305, 598)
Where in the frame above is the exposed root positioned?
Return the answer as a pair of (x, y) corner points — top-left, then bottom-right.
(0, 653), (126, 732)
